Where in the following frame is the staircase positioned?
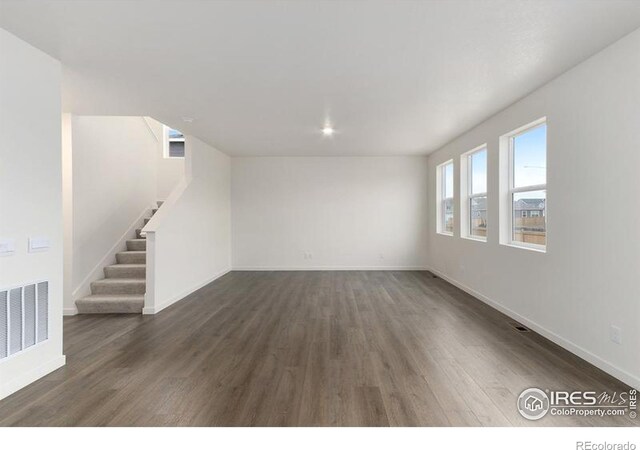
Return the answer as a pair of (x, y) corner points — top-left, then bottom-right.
(76, 201), (163, 314)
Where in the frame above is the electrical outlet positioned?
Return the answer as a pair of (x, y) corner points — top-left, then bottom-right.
(610, 325), (622, 345)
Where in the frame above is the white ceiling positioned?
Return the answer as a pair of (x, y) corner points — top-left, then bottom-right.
(2, 0), (640, 156)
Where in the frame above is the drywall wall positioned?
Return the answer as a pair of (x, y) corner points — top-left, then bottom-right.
(144, 136), (231, 314)
(70, 116), (158, 309)
(0, 29), (65, 399)
(427, 28), (640, 388)
(231, 157), (429, 269)
(144, 117), (184, 200)
(156, 144), (184, 200)
(61, 114), (74, 317)
(68, 115), (184, 312)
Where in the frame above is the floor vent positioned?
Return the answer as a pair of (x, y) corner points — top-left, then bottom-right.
(0, 281), (48, 360)
(510, 322), (530, 332)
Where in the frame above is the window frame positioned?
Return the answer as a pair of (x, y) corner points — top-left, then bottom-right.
(162, 125), (186, 159)
(504, 118), (547, 252)
(461, 144), (487, 242)
(436, 160), (454, 236)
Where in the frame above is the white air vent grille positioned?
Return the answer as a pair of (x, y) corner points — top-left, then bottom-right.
(0, 281), (48, 360)
(24, 284), (36, 348)
(9, 288), (22, 355)
(0, 291), (6, 359)
(37, 282), (48, 342)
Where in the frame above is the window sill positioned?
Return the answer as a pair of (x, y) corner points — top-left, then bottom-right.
(437, 232), (454, 237)
(462, 236), (486, 243)
(501, 242), (546, 253)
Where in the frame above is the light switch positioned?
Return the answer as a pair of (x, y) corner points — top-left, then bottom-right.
(28, 237), (50, 253)
(0, 239), (16, 256)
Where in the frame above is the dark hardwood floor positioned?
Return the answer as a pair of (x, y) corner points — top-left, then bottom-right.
(0, 271), (635, 426)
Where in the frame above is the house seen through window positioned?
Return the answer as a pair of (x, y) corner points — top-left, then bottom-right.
(466, 146), (487, 239)
(438, 161), (454, 235)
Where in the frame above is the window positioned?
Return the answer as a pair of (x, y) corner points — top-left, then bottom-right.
(503, 119), (546, 250)
(163, 126), (185, 158)
(437, 160), (454, 235)
(462, 145), (487, 240)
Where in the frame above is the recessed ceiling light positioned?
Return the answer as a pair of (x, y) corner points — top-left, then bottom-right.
(182, 117), (194, 123)
(321, 125), (335, 136)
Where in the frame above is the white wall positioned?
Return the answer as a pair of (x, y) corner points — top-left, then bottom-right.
(427, 28), (640, 389)
(61, 114), (74, 318)
(0, 29), (65, 399)
(144, 136), (231, 314)
(156, 143), (184, 200)
(70, 116), (159, 309)
(68, 116), (184, 312)
(144, 117), (184, 200)
(231, 157), (429, 270)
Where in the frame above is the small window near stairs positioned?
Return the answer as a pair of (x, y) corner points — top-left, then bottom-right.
(163, 125), (185, 158)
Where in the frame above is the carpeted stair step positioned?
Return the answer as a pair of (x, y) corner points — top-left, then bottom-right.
(151, 208), (158, 216)
(144, 217), (151, 225)
(91, 278), (146, 295)
(76, 295), (144, 314)
(116, 250), (146, 264)
(104, 264), (146, 279)
(126, 239), (146, 251)
(136, 228), (145, 239)
(157, 201), (164, 207)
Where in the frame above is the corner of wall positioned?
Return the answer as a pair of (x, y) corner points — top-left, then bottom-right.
(144, 135), (231, 314)
(0, 28), (65, 401)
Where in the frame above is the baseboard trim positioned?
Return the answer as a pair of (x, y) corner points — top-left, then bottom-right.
(231, 266), (429, 271)
(0, 355), (66, 400)
(72, 207), (151, 303)
(143, 267), (232, 315)
(427, 266), (640, 390)
(63, 307), (78, 316)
